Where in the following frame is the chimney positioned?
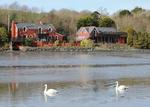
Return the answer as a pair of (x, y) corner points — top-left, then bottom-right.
(39, 21), (43, 25)
(11, 20), (18, 39)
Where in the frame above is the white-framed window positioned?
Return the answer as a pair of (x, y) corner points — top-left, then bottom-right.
(23, 27), (27, 32)
(48, 27), (53, 32)
(38, 27), (42, 34)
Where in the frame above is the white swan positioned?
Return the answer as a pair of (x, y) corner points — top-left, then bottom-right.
(115, 81), (128, 92)
(44, 84), (58, 97)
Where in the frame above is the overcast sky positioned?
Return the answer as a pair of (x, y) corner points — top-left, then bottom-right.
(0, 0), (149, 14)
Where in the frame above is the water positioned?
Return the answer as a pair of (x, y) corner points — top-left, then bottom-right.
(0, 51), (150, 107)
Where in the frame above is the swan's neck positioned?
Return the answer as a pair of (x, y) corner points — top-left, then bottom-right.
(116, 82), (119, 90)
(44, 85), (47, 93)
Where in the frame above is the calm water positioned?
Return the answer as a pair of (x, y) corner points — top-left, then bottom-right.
(0, 51), (150, 107)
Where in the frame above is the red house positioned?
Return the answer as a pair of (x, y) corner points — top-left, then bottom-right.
(11, 21), (64, 47)
(76, 26), (127, 44)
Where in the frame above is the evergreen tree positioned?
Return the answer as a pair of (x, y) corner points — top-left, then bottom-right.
(99, 16), (116, 27)
(127, 28), (136, 46)
(0, 27), (8, 46)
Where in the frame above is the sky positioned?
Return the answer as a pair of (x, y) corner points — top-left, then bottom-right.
(0, 0), (150, 14)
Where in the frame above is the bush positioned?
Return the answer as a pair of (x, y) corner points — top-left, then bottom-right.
(67, 35), (76, 44)
(119, 10), (131, 17)
(127, 28), (136, 46)
(23, 38), (34, 46)
(99, 16), (116, 27)
(133, 32), (150, 49)
(80, 39), (94, 47)
(54, 40), (60, 46)
(0, 27), (8, 46)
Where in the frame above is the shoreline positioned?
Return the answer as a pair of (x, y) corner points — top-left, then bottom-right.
(0, 46), (150, 53)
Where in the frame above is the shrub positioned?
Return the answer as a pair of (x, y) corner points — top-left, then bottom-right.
(54, 40), (60, 46)
(127, 28), (136, 46)
(0, 27), (8, 46)
(67, 35), (76, 44)
(80, 39), (94, 47)
(23, 38), (34, 46)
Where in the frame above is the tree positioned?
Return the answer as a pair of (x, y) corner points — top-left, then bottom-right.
(113, 7), (150, 33)
(131, 7), (145, 14)
(91, 11), (100, 27)
(127, 28), (136, 46)
(99, 16), (116, 27)
(77, 11), (101, 29)
(67, 35), (76, 44)
(23, 38), (34, 46)
(119, 10), (131, 17)
(57, 21), (68, 35)
(97, 7), (109, 16)
(0, 27), (8, 46)
(133, 32), (143, 48)
(133, 32), (150, 49)
(10, 12), (17, 22)
(77, 12), (116, 29)
(77, 16), (93, 29)
(147, 33), (150, 48)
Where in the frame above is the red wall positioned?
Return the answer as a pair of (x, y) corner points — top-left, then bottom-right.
(118, 37), (126, 44)
(11, 21), (64, 39)
(18, 29), (38, 38)
(76, 31), (90, 41)
(11, 21), (18, 39)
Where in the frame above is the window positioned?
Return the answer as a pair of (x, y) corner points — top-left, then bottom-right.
(23, 27), (27, 32)
(48, 27), (52, 32)
(38, 28), (42, 34)
(93, 29), (97, 37)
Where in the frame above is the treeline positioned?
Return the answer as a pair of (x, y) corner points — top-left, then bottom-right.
(0, 2), (91, 47)
(127, 28), (150, 49)
(77, 11), (115, 29)
(112, 7), (150, 33)
(112, 7), (150, 49)
(0, 2), (150, 49)
(0, 2), (91, 35)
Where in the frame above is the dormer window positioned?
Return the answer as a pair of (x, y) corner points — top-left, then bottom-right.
(48, 27), (52, 32)
(23, 27), (27, 32)
(38, 27), (42, 34)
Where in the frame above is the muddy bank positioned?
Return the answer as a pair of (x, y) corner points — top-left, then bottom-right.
(0, 48), (10, 52)
(18, 46), (150, 53)
(19, 46), (94, 52)
(0, 45), (150, 53)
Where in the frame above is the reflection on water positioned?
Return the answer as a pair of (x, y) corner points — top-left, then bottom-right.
(1, 78), (150, 107)
(0, 52), (150, 107)
(0, 51), (150, 66)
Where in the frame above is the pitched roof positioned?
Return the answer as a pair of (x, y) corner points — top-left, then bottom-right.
(97, 27), (117, 33)
(16, 23), (55, 30)
(85, 26), (96, 33)
(77, 26), (117, 34)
